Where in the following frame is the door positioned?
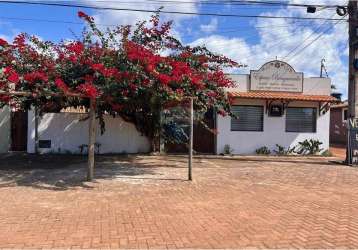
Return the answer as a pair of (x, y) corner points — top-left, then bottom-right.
(193, 109), (215, 154)
(165, 109), (216, 154)
(11, 111), (28, 151)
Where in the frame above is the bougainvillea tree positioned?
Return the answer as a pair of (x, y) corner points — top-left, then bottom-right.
(0, 11), (242, 151)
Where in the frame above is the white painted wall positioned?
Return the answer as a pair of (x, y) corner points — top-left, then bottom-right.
(216, 99), (330, 155)
(227, 74), (331, 95)
(27, 111), (151, 154)
(0, 106), (11, 153)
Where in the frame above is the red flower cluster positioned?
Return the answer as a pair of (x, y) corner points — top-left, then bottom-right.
(13, 34), (26, 51)
(0, 38), (8, 47)
(4, 67), (19, 84)
(170, 61), (192, 82)
(78, 11), (94, 22)
(207, 71), (234, 88)
(24, 71), (48, 84)
(126, 41), (208, 90)
(0, 94), (10, 103)
(91, 63), (120, 79)
(66, 42), (84, 56)
(77, 82), (99, 99)
(91, 63), (104, 72)
(55, 78), (69, 93)
(126, 41), (160, 63)
(157, 74), (171, 85)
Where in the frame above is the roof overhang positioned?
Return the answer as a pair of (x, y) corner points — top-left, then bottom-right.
(228, 91), (338, 103)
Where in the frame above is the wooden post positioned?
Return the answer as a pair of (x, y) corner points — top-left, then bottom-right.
(188, 98), (193, 181)
(34, 106), (39, 154)
(87, 98), (96, 181)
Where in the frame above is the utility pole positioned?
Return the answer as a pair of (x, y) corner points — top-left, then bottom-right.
(347, 1), (358, 164)
(348, 1), (358, 119)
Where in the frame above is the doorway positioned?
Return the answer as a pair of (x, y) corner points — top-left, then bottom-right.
(11, 111), (28, 151)
(165, 109), (216, 154)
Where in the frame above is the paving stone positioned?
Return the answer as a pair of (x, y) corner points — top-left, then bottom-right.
(0, 154), (357, 248)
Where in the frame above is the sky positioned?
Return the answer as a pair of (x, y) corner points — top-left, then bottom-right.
(0, 0), (349, 98)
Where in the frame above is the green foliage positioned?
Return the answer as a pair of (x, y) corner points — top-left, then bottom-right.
(321, 149), (333, 157)
(274, 144), (296, 155)
(255, 146), (271, 155)
(296, 139), (323, 155)
(274, 144), (285, 155)
(223, 144), (234, 155)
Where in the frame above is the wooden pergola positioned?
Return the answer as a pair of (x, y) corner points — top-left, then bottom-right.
(0, 89), (194, 181)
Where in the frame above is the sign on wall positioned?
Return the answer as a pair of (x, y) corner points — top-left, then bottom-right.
(348, 118), (358, 165)
(250, 60), (303, 92)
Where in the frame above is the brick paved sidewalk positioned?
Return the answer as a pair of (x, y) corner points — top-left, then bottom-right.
(330, 144), (346, 159)
(0, 154), (358, 249)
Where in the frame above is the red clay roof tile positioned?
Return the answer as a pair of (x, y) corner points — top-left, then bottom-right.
(228, 91), (338, 102)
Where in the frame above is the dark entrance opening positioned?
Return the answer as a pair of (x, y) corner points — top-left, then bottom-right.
(165, 109), (216, 154)
(11, 111), (28, 151)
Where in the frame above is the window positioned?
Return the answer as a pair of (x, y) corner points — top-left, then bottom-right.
(286, 107), (316, 133)
(231, 105), (264, 131)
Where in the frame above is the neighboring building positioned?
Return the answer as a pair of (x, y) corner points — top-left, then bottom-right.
(330, 101), (348, 145)
(216, 60), (337, 155)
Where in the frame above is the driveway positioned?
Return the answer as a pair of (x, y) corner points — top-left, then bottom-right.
(0, 154), (357, 249)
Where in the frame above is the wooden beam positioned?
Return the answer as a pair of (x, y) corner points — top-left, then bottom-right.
(188, 97), (193, 181)
(0, 89), (85, 98)
(87, 98), (96, 181)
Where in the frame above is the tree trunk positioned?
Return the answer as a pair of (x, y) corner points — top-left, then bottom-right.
(150, 135), (160, 153)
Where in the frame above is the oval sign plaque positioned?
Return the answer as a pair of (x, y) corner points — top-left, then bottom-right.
(250, 60), (303, 92)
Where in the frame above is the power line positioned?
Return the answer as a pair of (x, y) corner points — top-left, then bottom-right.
(283, 13), (337, 60)
(0, 15), (300, 29)
(0, 0), (347, 21)
(87, 0), (347, 8)
(0, 15), (333, 38)
(287, 15), (347, 62)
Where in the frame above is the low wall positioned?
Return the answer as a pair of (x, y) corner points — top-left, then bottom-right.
(27, 111), (151, 154)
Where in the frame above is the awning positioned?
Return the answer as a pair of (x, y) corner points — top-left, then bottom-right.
(228, 91), (338, 102)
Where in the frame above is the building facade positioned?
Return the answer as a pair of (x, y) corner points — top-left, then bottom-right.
(216, 60), (336, 155)
(0, 60), (337, 155)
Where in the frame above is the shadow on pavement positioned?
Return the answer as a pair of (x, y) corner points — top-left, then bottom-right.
(0, 153), (186, 191)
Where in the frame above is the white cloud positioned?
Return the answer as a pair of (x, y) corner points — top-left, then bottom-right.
(200, 18), (218, 33)
(190, 1), (349, 97)
(190, 35), (252, 71)
(81, 0), (199, 27)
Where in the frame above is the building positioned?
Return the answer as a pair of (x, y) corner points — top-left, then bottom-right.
(216, 60), (337, 154)
(0, 60), (337, 155)
(330, 101), (348, 146)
